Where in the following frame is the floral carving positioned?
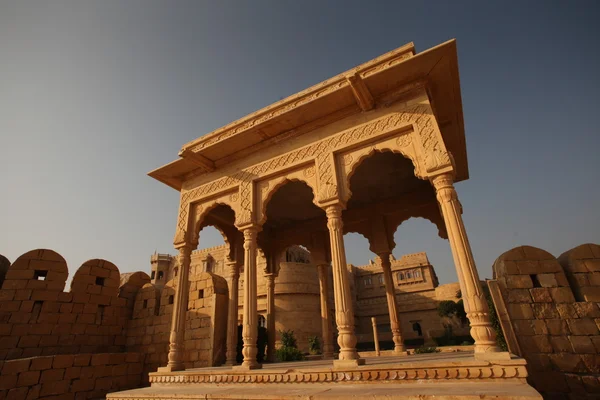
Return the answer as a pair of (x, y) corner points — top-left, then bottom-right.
(396, 132), (412, 147)
(174, 101), (449, 239)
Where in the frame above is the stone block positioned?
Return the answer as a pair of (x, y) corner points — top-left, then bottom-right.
(573, 302), (600, 318)
(39, 379), (70, 397)
(5, 270), (35, 280)
(588, 271), (600, 285)
(533, 303), (559, 319)
(52, 355), (74, 369)
(18, 335), (41, 348)
(2, 359), (31, 375)
(30, 290), (59, 302)
(529, 288), (552, 302)
(73, 354), (91, 367)
(7, 387), (28, 400)
(550, 336), (573, 353)
(556, 303), (578, 319)
(569, 335), (596, 354)
(564, 373), (587, 395)
(581, 354), (600, 373)
(16, 371), (40, 387)
(0, 374), (17, 390)
(546, 319), (570, 336)
(513, 320), (535, 336)
(531, 320), (548, 335)
(548, 287), (576, 303)
(592, 336), (600, 353)
(586, 260), (600, 272)
(516, 260), (539, 274)
(70, 378), (95, 393)
(91, 353), (111, 366)
(549, 353), (587, 373)
(581, 287), (600, 302)
(25, 383), (41, 400)
(566, 318), (599, 335)
(529, 370), (569, 393)
(581, 375), (600, 393)
(506, 275), (533, 288)
(507, 289), (532, 303)
(536, 273), (558, 287)
(521, 334), (552, 353)
(40, 368), (65, 383)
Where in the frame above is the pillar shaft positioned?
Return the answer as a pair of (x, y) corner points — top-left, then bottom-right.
(371, 317), (380, 356)
(325, 204), (360, 362)
(240, 227), (261, 368)
(317, 264), (334, 358)
(378, 252), (405, 352)
(164, 245), (193, 371)
(225, 260), (239, 365)
(431, 173), (500, 353)
(265, 274), (276, 362)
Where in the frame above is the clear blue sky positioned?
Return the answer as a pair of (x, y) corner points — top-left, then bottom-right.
(1, 1), (598, 284)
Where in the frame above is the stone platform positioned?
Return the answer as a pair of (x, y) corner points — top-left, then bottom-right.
(107, 352), (542, 399)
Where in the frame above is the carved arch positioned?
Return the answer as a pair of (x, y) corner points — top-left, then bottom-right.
(389, 214), (448, 250)
(192, 201), (238, 261)
(256, 166), (319, 227)
(338, 136), (427, 204)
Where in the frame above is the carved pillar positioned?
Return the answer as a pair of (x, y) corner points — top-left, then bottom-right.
(225, 260), (240, 365)
(161, 244), (193, 371)
(317, 264), (334, 358)
(265, 273), (276, 362)
(325, 204), (363, 366)
(371, 317), (380, 357)
(239, 226), (261, 369)
(431, 173), (501, 355)
(377, 252), (405, 353)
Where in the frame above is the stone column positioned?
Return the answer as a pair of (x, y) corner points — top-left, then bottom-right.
(431, 173), (501, 356)
(377, 252), (405, 353)
(225, 260), (239, 365)
(325, 204), (364, 366)
(238, 226), (261, 369)
(161, 244), (193, 371)
(265, 273), (276, 362)
(317, 264), (334, 358)
(371, 317), (380, 357)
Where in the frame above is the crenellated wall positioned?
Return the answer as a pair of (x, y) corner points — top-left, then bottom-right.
(489, 244), (600, 400)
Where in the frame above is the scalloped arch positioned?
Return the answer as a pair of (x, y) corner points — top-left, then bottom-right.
(391, 215), (448, 249)
(193, 202), (236, 261)
(342, 147), (427, 204)
(258, 177), (320, 227)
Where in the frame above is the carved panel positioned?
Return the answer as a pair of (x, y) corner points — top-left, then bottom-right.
(174, 99), (451, 243)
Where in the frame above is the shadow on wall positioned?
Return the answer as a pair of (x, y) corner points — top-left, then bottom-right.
(489, 243), (600, 400)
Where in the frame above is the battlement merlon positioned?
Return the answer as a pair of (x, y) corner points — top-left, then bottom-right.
(148, 39), (467, 191)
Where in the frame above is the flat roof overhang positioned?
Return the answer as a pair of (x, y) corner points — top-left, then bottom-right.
(149, 39), (466, 191)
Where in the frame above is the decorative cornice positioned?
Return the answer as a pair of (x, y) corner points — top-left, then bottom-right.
(147, 360), (528, 385)
(179, 43), (415, 155)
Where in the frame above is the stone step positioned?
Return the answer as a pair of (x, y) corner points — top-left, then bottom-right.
(107, 382), (542, 400)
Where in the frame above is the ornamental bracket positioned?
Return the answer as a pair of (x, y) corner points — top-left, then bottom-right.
(346, 73), (374, 112)
(179, 149), (215, 172)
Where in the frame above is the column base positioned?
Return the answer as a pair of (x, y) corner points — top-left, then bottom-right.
(333, 358), (365, 369)
(474, 351), (512, 361)
(157, 364), (185, 372)
(233, 362), (263, 370)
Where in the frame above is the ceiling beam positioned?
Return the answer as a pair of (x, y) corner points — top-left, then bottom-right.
(346, 73), (374, 111)
(179, 149), (215, 172)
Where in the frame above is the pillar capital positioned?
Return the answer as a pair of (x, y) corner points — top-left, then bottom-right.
(225, 260), (239, 280)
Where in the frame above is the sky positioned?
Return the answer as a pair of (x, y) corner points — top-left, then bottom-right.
(1, 0), (599, 285)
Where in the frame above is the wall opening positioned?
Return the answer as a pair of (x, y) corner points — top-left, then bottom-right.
(95, 305), (105, 324)
(95, 277), (105, 286)
(168, 295), (174, 305)
(530, 274), (541, 288)
(143, 299), (148, 308)
(34, 270), (47, 281)
(199, 289), (204, 299)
